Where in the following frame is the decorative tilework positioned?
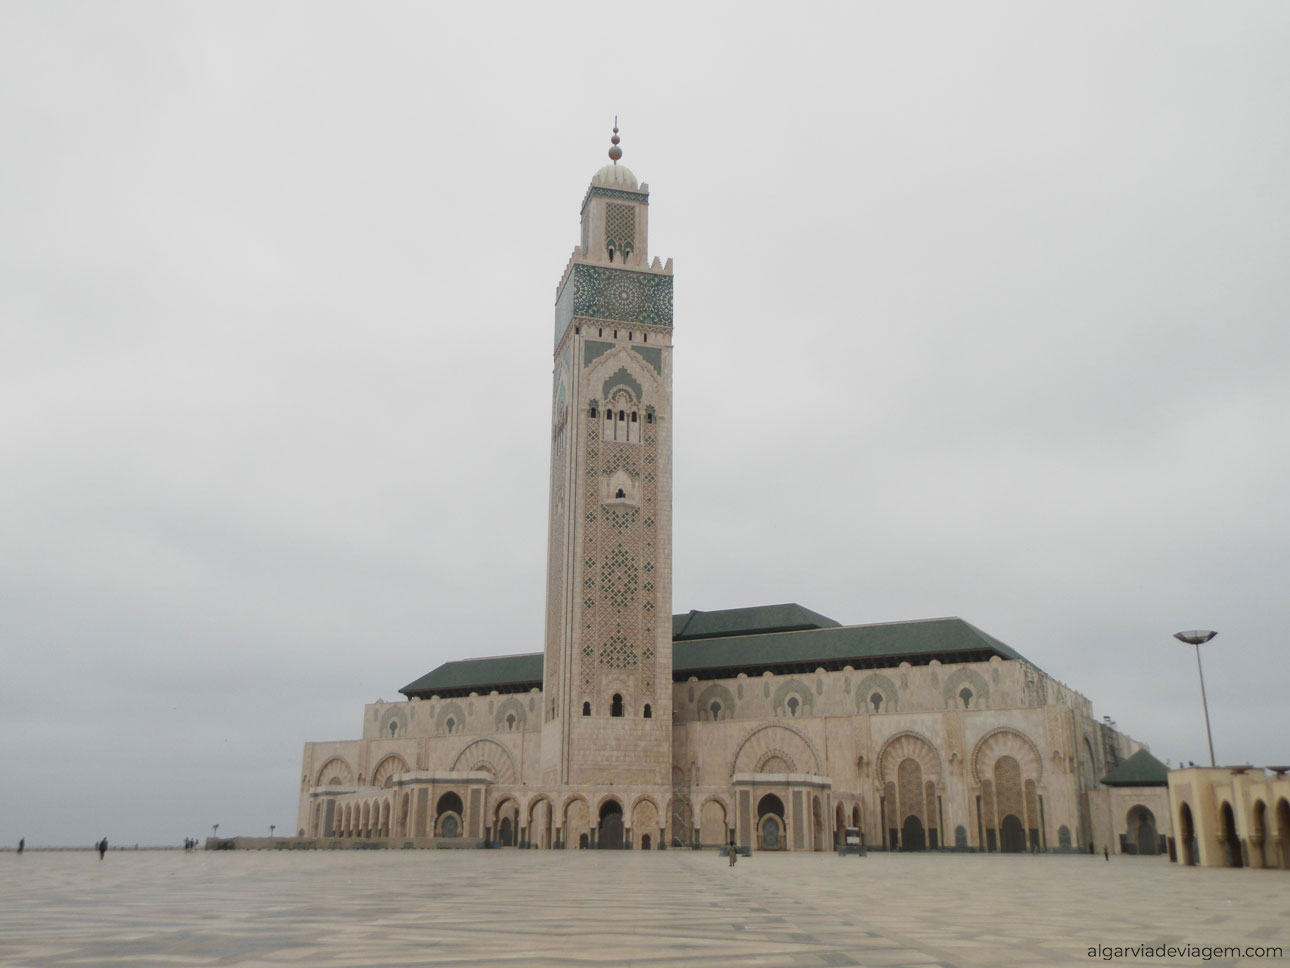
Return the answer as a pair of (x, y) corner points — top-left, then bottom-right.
(584, 341), (614, 367)
(600, 628), (635, 669)
(631, 345), (663, 374)
(601, 545), (639, 610)
(583, 185), (649, 207)
(572, 265), (673, 327)
(605, 203), (636, 256)
(603, 367), (643, 403)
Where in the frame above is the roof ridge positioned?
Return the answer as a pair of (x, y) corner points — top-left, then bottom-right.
(452, 650), (543, 663)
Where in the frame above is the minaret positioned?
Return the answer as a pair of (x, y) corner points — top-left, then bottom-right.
(541, 126), (674, 793)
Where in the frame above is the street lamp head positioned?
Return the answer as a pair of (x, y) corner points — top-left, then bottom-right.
(1174, 630), (1217, 646)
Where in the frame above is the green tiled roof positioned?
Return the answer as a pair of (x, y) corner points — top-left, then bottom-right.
(1101, 748), (1169, 787)
(401, 607), (1031, 698)
(673, 617), (1025, 678)
(401, 653), (542, 698)
(673, 603), (841, 641)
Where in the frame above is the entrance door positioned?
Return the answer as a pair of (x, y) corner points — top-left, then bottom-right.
(1220, 802), (1243, 867)
(1179, 803), (1196, 866)
(901, 815), (926, 851)
(1000, 814), (1026, 853)
(600, 814), (624, 849)
(498, 816), (514, 847)
(1133, 808), (1159, 856)
(761, 816), (781, 849)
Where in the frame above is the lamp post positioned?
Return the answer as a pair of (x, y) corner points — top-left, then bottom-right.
(212, 823), (219, 839)
(1173, 630), (1218, 767)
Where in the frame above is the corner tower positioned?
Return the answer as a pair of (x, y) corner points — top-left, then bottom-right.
(542, 126), (674, 791)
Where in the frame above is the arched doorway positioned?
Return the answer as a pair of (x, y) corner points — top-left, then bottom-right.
(1250, 801), (1267, 868)
(640, 833), (651, 850)
(563, 797), (590, 850)
(901, 815), (926, 851)
(699, 799), (726, 847)
(528, 797), (552, 849)
(435, 791), (464, 838)
(492, 797), (519, 846)
(757, 794), (786, 851)
(1128, 805), (1159, 856)
(599, 800), (624, 849)
(1276, 799), (1290, 870)
(999, 814), (1026, 853)
(1220, 802), (1243, 868)
(631, 798), (658, 849)
(670, 798), (693, 848)
(1178, 802), (1197, 866)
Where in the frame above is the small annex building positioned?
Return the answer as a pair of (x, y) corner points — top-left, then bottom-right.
(297, 130), (1168, 856)
(1089, 748), (1172, 856)
(1169, 766), (1290, 869)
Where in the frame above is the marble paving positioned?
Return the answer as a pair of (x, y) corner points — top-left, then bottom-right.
(1, 850), (1287, 967)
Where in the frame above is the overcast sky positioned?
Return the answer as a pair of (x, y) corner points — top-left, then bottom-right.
(2, 2), (1287, 846)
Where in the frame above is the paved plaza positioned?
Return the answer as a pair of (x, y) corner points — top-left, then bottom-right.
(1, 849), (1286, 967)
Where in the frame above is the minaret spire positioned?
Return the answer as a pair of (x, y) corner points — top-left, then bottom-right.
(608, 118), (622, 165)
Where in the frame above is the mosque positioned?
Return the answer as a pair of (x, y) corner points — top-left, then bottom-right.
(296, 129), (1171, 856)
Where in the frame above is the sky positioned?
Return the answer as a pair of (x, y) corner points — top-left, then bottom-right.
(2, 2), (1287, 846)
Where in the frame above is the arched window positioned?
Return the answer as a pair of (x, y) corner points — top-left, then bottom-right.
(709, 701), (722, 721)
(611, 694), (624, 717)
(646, 412), (654, 423)
(787, 696), (799, 717)
(615, 488), (626, 499)
(445, 717), (455, 735)
(388, 721), (398, 737)
(582, 701), (591, 717)
(870, 692), (883, 712)
(631, 411), (638, 422)
(959, 687), (973, 709)
(643, 704), (652, 719)
(589, 404), (598, 418)
(618, 410), (626, 421)
(505, 713), (516, 731)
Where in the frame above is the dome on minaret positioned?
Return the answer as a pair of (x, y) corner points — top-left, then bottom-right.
(591, 163), (639, 190)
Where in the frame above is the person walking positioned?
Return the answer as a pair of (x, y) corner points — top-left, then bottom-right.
(16, 838), (23, 855)
(1103, 844), (1109, 861)
(728, 836), (737, 867)
(98, 838), (107, 860)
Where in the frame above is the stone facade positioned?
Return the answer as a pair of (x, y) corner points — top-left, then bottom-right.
(296, 135), (1169, 856)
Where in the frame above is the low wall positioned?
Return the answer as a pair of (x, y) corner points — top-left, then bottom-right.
(205, 836), (487, 850)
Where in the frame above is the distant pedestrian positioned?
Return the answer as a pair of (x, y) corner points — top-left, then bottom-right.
(728, 838), (737, 866)
(98, 838), (107, 859)
(1103, 844), (1109, 861)
(16, 838), (23, 855)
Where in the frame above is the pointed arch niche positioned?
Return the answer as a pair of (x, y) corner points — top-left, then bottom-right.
(972, 727), (1044, 852)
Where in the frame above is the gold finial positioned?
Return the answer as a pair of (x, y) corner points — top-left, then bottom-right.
(608, 116), (622, 163)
